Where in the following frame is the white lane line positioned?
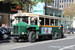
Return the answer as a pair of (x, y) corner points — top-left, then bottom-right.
(11, 37), (75, 50)
(59, 44), (75, 50)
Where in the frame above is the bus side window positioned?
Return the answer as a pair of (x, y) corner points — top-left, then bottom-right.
(22, 17), (28, 24)
(55, 19), (58, 26)
(45, 18), (49, 25)
(50, 19), (54, 26)
(35, 18), (37, 25)
(39, 17), (44, 25)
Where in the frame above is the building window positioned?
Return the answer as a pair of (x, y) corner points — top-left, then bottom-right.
(64, 0), (66, 2)
(60, 0), (61, 2)
(69, 0), (71, 1)
(62, 0), (63, 2)
(67, 0), (68, 2)
(50, 14), (53, 16)
(0, 16), (1, 20)
(62, 5), (63, 8)
(60, 5), (61, 8)
(55, 3), (56, 7)
(52, 1), (54, 3)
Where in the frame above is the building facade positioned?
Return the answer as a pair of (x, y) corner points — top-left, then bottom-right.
(48, 0), (74, 9)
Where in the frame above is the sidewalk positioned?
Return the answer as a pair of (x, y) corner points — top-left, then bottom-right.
(0, 34), (75, 43)
(0, 39), (10, 43)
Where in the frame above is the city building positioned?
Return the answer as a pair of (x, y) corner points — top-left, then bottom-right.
(48, 0), (74, 9)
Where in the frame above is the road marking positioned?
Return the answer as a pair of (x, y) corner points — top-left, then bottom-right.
(11, 37), (75, 50)
(59, 44), (75, 50)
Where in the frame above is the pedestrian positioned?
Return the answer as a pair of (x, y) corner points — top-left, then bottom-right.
(1, 24), (5, 28)
(5, 24), (9, 29)
(60, 24), (64, 38)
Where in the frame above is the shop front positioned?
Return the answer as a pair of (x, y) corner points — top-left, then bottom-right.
(0, 13), (10, 26)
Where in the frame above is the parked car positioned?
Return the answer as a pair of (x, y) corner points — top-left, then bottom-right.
(0, 27), (11, 40)
(67, 28), (75, 34)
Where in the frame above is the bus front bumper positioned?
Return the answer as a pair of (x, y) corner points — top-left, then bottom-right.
(11, 34), (27, 39)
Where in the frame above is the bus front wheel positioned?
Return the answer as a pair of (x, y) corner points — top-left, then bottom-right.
(28, 31), (36, 43)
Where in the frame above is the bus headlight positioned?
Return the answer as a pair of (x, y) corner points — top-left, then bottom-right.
(11, 32), (13, 35)
(22, 32), (24, 34)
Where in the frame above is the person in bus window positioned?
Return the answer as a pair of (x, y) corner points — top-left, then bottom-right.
(22, 18), (27, 24)
(31, 18), (35, 25)
(35, 18), (37, 25)
(52, 23), (54, 26)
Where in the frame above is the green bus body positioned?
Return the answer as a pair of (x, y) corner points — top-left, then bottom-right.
(11, 22), (62, 43)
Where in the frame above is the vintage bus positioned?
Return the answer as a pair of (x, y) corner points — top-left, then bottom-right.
(11, 13), (63, 43)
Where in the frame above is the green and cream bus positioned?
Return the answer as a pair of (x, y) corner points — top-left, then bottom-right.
(11, 13), (63, 43)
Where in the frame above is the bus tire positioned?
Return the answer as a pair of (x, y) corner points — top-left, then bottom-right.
(28, 31), (36, 43)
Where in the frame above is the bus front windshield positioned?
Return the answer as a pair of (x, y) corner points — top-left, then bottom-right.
(15, 17), (28, 24)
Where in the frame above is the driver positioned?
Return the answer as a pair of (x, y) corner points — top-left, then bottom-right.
(22, 18), (27, 24)
(31, 18), (35, 25)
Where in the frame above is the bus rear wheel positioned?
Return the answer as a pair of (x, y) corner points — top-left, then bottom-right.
(28, 31), (36, 43)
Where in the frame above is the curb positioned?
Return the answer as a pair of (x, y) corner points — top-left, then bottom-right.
(0, 39), (10, 43)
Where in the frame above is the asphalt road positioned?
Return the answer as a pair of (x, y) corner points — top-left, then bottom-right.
(0, 34), (75, 50)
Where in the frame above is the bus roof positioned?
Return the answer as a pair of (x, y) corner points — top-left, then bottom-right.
(14, 13), (62, 20)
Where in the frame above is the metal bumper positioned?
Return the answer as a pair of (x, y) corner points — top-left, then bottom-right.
(11, 34), (27, 39)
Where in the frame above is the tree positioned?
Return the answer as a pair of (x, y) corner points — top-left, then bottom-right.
(2, 0), (37, 12)
(63, 1), (75, 28)
(2, 0), (53, 12)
